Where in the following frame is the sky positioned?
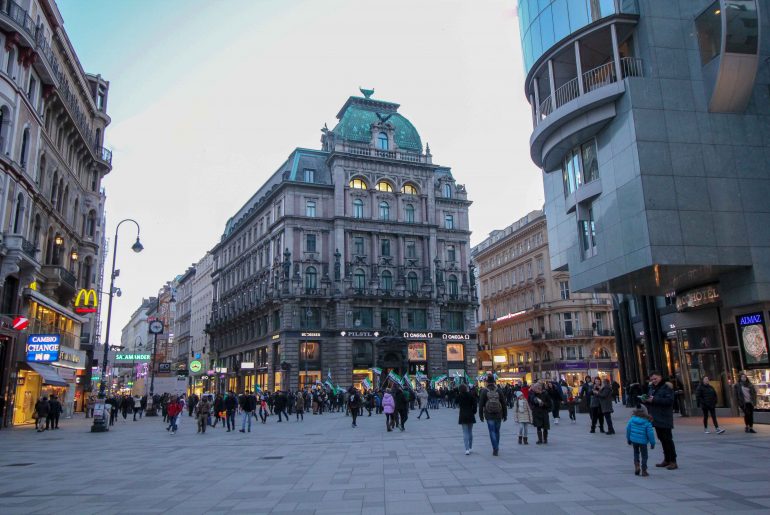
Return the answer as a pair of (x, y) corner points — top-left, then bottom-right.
(57, 0), (542, 340)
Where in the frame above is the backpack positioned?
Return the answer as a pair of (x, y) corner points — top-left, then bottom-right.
(485, 389), (502, 416)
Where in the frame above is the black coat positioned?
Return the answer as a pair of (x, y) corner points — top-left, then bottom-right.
(457, 391), (477, 425)
(695, 383), (718, 409)
(529, 391), (551, 429)
(394, 389), (407, 411)
(646, 382), (674, 429)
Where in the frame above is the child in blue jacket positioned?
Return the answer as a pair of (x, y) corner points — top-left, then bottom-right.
(626, 408), (656, 476)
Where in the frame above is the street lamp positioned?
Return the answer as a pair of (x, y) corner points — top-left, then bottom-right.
(91, 219), (143, 433)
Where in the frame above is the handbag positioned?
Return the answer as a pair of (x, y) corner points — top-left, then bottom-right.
(32, 412), (38, 420)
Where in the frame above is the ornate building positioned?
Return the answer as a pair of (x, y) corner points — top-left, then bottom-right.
(0, 0), (112, 426)
(208, 91), (478, 392)
(473, 210), (616, 387)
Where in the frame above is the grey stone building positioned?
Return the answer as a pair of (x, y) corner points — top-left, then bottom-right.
(208, 91), (477, 392)
(517, 1), (770, 419)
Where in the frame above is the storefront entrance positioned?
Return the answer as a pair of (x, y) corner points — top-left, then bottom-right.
(299, 371), (321, 390)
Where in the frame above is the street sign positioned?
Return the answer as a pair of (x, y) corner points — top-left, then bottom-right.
(12, 317), (29, 331)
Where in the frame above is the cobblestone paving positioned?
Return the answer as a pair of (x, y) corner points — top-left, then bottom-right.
(0, 405), (768, 514)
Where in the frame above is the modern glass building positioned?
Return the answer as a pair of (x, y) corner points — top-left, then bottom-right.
(517, 0), (769, 421)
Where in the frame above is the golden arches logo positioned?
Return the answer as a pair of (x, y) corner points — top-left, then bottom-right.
(74, 289), (98, 314)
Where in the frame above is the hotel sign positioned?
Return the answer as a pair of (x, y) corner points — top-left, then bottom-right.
(676, 285), (719, 312)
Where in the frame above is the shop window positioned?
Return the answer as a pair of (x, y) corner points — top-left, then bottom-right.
(300, 341), (320, 362)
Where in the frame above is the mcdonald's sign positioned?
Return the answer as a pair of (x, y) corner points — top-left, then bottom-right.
(74, 289), (98, 314)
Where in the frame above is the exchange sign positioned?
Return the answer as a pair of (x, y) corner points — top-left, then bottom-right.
(26, 334), (61, 362)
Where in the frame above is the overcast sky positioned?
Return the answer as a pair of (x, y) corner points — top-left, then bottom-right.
(58, 0), (541, 340)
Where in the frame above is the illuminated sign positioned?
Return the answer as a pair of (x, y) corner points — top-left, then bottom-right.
(26, 334), (61, 362)
(496, 310), (526, 322)
(115, 353), (151, 361)
(736, 312), (769, 368)
(74, 289), (98, 314)
(189, 360), (203, 373)
(676, 285), (719, 312)
(300, 332), (321, 337)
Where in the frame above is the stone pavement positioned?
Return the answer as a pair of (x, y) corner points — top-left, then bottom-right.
(0, 405), (769, 515)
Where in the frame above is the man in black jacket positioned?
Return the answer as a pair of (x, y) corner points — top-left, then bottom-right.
(696, 376), (724, 434)
(47, 395), (63, 429)
(224, 391), (238, 432)
(393, 386), (408, 431)
(643, 372), (678, 470)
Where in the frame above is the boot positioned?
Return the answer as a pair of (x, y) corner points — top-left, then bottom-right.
(666, 462), (678, 470)
(536, 428), (543, 445)
(634, 462), (641, 476)
(655, 461), (669, 468)
(543, 430), (548, 444)
(518, 436), (523, 445)
(641, 469), (649, 477)
(523, 437), (528, 445)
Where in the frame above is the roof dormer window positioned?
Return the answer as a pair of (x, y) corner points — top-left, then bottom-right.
(377, 132), (389, 150)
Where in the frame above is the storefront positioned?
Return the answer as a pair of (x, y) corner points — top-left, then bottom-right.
(51, 345), (87, 416)
(734, 311), (770, 415)
(298, 340), (321, 390)
(13, 362), (68, 425)
(407, 342), (427, 376)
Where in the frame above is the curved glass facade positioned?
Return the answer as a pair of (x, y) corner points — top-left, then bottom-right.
(519, 0), (639, 72)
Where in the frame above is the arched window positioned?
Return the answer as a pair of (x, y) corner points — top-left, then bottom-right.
(56, 178), (64, 211)
(12, 193), (24, 233)
(6, 47), (15, 77)
(353, 268), (366, 290)
(86, 210), (96, 238)
(380, 270), (393, 291)
(598, 347), (611, 359)
(443, 183), (452, 198)
(37, 155), (45, 188)
(32, 214), (41, 253)
(305, 200), (316, 217)
(91, 171), (98, 192)
(401, 183), (418, 195)
(352, 199), (364, 218)
(19, 128), (29, 167)
(404, 204), (415, 223)
(379, 201), (390, 220)
(82, 256), (93, 288)
(447, 275), (459, 296)
(407, 272), (418, 293)
(376, 180), (393, 192)
(304, 266), (317, 291)
(377, 132), (389, 150)
(349, 178), (367, 190)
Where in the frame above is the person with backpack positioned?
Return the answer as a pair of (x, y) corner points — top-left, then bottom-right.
(478, 375), (507, 456)
(513, 390), (532, 444)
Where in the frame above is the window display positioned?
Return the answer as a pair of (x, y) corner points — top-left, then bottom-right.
(736, 313), (770, 368)
(744, 369), (770, 411)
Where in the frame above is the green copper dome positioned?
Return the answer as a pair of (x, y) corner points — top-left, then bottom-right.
(333, 96), (422, 152)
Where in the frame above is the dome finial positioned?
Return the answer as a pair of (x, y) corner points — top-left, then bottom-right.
(359, 87), (374, 99)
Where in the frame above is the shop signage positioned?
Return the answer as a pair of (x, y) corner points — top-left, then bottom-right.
(272, 334), (280, 340)
(442, 333), (471, 341)
(215, 367), (228, 373)
(340, 330), (380, 338)
(481, 360), (493, 367)
(403, 331), (433, 339)
(73, 288), (99, 314)
(58, 346), (85, 368)
(189, 360), (203, 373)
(300, 332), (321, 337)
(12, 316), (29, 331)
(676, 285), (719, 311)
(493, 355), (507, 363)
(115, 353), (151, 361)
(239, 362), (254, 370)
(736, 312), (769, 369)
(557, 361), (588, 370)
(158, 362), (172, 372)
(26, 334), (60, 362)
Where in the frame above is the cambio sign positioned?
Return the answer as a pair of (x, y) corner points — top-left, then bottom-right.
(26, 334), (61, 362)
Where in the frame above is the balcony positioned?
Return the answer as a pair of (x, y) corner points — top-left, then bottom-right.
(531, 329), (615, 341)
(1, 234), (40, 275)
(0, 1), (35, 42)
(337, 142), (428, 164)
(42, 265), (78, 295)
(97, 147), (113, 167)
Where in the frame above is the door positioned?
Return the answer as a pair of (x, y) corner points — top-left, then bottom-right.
(685, 351), (726, 408)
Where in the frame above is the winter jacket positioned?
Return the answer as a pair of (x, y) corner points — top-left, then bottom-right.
(48, 399), (62, 415)
(646, 382), (674, 429)
(167, 401), (183, 418)
(734, 381), (757, 407)
(529, 391), (551, 429)
(295, 394), (305, 411)
(417, 389), (428, 407)
(513, 396), (532, 424)
(382, 393), (395, 414)
(457, 391), (477, 425)
(695, 384), (718, 409)
(479, 385), (507, 422)
(35, 399), (50, 417)
(196, 400), (211, 415)
(393, 389), (407, 411)
(598, 385), (614, 414)
(224, 394), (238, 411)
(626, 416), (656, 446)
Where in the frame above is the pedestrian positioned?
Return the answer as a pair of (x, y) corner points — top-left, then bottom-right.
(589, 377), (605, 433)
(212, 394), (225, 428)
(612, 380), (621, 403)
(224, 391), (237, 432)
(34, 396), (50, 432)
(478, 374), (507, 456)
(733, 372), (757, 433)
(295, 390), (305, 421)
(393, 385), (408, 431)
(626, 407), (656, 477)
(274, 390), (287, 422)
(166, 396), (182, 434)
(529, 382), (551, 445)
(546, 381), (562, 425)
(695, 377), (724, 434)
(416, 387), (430, 420)
(196, 396), (211, 434)
(239, 391), (255, 432)
(48, 395), (62, 430)
(382, 388), (395, 432)
(86, 396), (95, 418)
(348, 387), (361, 428)
(258, 395), (268, 423)
(132, 395), (142, 421)
(599, 378), (616, 435)
(566, 394), (577, 423)
(457, 383), (476, 455)
(513, 390), (532, 445)
(642, 371), (678, 470)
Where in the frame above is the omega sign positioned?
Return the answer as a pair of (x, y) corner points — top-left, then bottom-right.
(676, 285), (719, 312)
(442, 333), (471, 341)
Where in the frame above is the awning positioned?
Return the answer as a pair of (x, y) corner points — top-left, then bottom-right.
(25, 362), (68, 386)
(23, 289), (88, 324)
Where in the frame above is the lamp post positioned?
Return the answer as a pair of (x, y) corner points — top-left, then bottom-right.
(91, 219), (143, 433)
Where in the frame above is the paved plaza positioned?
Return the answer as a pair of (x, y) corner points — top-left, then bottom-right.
(0, 405), (769, 515)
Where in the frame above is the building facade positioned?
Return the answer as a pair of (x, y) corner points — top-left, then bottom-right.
(517, 1), (770, 419)
(0, 0), (112, 426)
(208, 91), (477, 393)
(189, 252), (213, 394)
(172, 266), (194, 373)
(473, 210), (616, 386)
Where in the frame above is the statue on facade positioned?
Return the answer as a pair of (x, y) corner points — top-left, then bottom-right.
(334, 248), (341, 281)
(282, 248), (291, 280)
